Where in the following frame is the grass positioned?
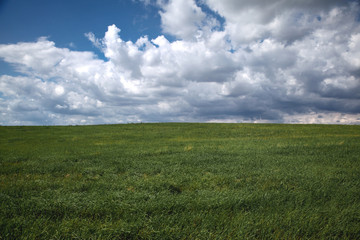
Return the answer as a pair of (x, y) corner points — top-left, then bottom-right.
(0, 123), (360, 239)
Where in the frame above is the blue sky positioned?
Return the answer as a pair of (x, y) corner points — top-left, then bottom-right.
(0, 0), (360, 125)
(0, 0), (162, 59)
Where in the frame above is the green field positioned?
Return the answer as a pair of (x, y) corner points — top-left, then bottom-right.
(1, 123), (360, 239)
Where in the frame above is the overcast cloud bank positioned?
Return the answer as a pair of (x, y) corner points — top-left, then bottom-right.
(0, 0), (360, 125)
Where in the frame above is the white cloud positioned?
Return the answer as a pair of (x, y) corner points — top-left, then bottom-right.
(204, 0), (355, 45)
(158, 0), (207, 40)
(0, 0), (359, 125)
(283, 112), (360, 125)
(344, 33), (360, 69)
(157, 0), (221, 41)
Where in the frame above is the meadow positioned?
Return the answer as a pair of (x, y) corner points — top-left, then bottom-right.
(0, 123), (359, 239)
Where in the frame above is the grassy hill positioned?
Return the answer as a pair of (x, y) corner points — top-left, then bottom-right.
(1, 123), (360, 239)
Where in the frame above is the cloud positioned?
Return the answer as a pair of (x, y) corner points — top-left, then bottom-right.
(158, 0), (206, 40)
(0, 0), (359, 125)
(157, 0), (221, 41)
(205, 0), (355, 44)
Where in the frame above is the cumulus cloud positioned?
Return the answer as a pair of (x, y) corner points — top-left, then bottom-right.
(205, 0), (355, 45)
(0, 0), (359, 125)
(158, 0), (206, 40)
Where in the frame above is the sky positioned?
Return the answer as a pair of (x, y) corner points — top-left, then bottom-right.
(0, 0), (360, 125)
